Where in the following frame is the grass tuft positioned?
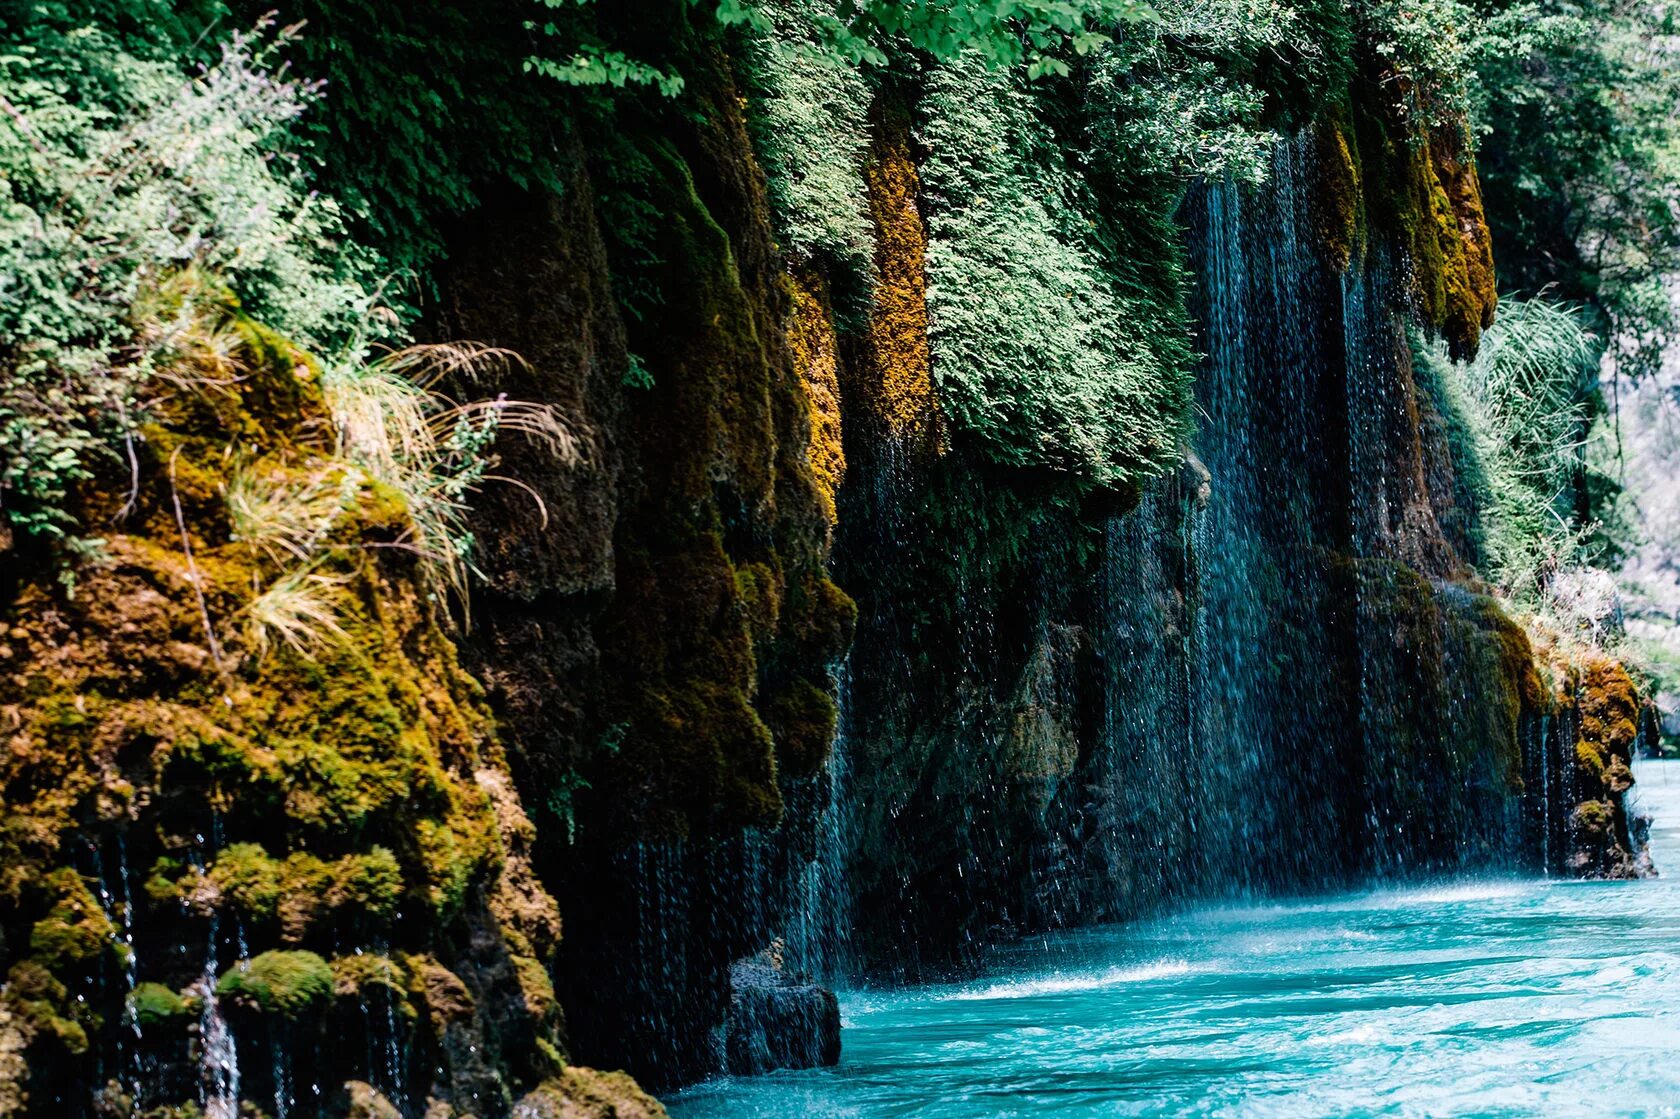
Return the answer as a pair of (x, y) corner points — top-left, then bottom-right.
(244, 567), (353, 661)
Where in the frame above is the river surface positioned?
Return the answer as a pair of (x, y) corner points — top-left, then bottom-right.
(667, 760), (1680, 1117)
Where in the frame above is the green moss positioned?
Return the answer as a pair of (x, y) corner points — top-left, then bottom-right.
(764, 676), (839, 780)
(511, 953), (559, 1021)
(516, 1068), (669, 1118)
(0, 207), (563, 1102)
(580, 47), (856, 846)
(331, 954), (416, 1020)
(216, 950), (333, 1018)
(1572, 799), (1612, 835)
(1314, 107), (1366, 270)
(733, 560), (784, 644)
(206, 843), (284, 922)
(231, 314), (324, 430)
(129, 982), (190, 1028)
(29, 869), (123, 974)
(1350, 94), (1496, 358)
(6, 960), (91, 1054)
(185, 843), (405, 940)
(1575, 738), (1608, 780)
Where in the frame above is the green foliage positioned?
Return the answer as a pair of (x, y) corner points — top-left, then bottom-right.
(795, 0), (1148, 75)
(1359, 0), (1480, 128)
(529, 0), (1147, 102)
(918, 51), (1192, 485)
(1089, 0), (1350, 184)
(739, 0), (875, 286)
(1417, 297), (1598, 598)
(1467, 0), (1680, 384)
(0, 15), (386, 538)
(526, 0), (691, 98)
(214, 0), (570, 279)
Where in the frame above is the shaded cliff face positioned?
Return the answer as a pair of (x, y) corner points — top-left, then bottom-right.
(425, 36), (1644, 1090)
(425, 34), (855, 1090)
(832, 111), (1528, 977)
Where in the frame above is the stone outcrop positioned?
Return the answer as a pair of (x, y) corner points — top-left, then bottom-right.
(723, 947), (841, 1076)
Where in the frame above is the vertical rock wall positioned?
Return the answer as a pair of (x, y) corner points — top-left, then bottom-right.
(0, 13), (1657, 1114)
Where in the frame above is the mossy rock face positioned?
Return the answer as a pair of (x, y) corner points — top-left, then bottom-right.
(580, 47), (854, 841)
(27, 869), (123, 975)
(787, 269), (847, 530)
(1350, 86), (1497, 360)
(157, 842), (405, 942)
(1558, 655), (1649, 878)
(859, 98), (942, 453)
(762, 677), (839, 781)
(330, 1080), (404, 1119)
(1313, 107), (1365, 270)
(0, 275), (573, 1111)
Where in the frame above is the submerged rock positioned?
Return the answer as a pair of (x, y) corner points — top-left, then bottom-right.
(723, 946), (840, 1076)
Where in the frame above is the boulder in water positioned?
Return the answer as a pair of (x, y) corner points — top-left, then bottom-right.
(724, 946), (841, 1076)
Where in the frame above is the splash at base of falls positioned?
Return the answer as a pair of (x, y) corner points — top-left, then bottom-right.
(666, 761), (1680, 1118)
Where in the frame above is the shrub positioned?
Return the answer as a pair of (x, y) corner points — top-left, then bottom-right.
(0, 18), (386, 539)
(918, 51), (1192, 485)
(1417, 297), (1597, 598)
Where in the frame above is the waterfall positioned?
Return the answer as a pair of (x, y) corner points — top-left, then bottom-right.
(559, 129), (1544, 1087)
(191, 823), (240, 1119)
(86, 839), (138, 1103)
(778, 663), (854, 983)
(198, 915), (239, 1119)
(1172, 136), (1367, 892)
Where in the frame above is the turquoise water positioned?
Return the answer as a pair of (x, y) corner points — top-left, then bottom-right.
(668, 761), (1680, 1118)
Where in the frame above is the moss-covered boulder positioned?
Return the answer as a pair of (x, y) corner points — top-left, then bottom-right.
(511, 1068), (668, 1119)
(217, 951), (334, 1017)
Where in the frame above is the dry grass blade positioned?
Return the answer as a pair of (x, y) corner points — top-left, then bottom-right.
(368, 340), (526, 390)
(226, 465), (353, 566)
(321, 362), (434, 481)
(245, 567), (353, 661)
(319, 341), (582, 619)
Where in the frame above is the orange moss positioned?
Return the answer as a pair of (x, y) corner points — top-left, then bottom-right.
(1577, 656), (1641, 785)
(1351, 90), (1498, 358)
(787, 270), (846, 529)
(513, 1067), (669, 1118)
(863, 101), (941, 452)
(1389, 124), (1497, 357)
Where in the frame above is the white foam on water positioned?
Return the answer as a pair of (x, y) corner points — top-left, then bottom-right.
(1385, 883), (1531, 906)
(945, 960), (1195, 1001)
